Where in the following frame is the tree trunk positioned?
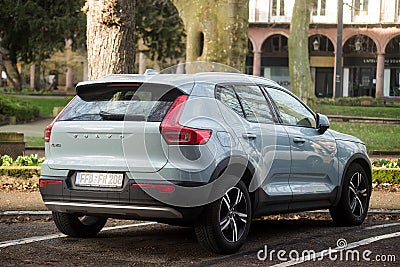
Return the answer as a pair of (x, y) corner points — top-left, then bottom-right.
(3, 60), (22, 91)
(288, 0), (314, 103)
(172, 0), (249, 73)
(83, 0), (136, 80)
(34, 63), (41, 90)
(1, 46), (22, 91)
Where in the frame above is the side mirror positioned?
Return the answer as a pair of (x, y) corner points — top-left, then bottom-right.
(316, 113), (330, 134)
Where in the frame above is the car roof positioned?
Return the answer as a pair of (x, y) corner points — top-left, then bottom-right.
(75, 72), (281, 94)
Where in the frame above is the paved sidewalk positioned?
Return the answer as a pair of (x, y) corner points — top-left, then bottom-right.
(0, 191), (47, 211)
(0, 118), (52, 137)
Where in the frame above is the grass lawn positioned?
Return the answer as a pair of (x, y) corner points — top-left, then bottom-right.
(25, 136), (45, 147)
(13, 96), (73, 117)
(330, 122), (400, 151)
(315, 105), (400, 119)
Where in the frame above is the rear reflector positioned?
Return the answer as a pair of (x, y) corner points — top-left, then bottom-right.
(160, 95), (212, 145)
(39, 179), (62, 187)
(131, 183), (175, 193)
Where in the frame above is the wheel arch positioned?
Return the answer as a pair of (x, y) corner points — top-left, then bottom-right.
(333, 153), (372, 206)
(209, 156), (258, 217)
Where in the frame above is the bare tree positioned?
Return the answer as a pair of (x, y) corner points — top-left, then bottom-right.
(172, 0), (249, 73)
(288, 0), (314, 103)
(83, 0), (136, 79)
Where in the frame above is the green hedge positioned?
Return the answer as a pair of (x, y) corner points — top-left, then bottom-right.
(314, 96), (400, 107)
(0, 154), (44, 166)
(372, 168), (400, 184)
(0, 166), (41, 179)
(0, 94), (40, 122)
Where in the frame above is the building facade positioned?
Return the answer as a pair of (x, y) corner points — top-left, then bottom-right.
(247, 0), (400, 98)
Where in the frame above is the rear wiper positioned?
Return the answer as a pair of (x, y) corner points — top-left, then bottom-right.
(99, 111), (146, 121)
(59, 113), (100, 121)
(99, 111), (124, 120)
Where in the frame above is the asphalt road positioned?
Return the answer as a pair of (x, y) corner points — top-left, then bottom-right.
(0, 213), (399, 266)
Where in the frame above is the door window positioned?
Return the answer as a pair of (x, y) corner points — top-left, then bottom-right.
(266, 88), (316, 128)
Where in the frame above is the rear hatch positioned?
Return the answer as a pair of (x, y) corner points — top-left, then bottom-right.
(46, 82), (184, 172)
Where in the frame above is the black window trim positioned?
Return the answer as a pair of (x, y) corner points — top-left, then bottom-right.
(256, 84), (282, 124)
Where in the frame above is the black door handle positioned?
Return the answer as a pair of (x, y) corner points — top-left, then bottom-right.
(293, 137), (306, 143)
(242, 133), (257, 139)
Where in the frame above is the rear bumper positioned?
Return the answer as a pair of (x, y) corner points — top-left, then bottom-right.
(44, 201), (183, 219)
(39, 174), (205, 222)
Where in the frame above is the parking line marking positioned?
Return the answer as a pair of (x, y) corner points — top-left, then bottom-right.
(0, 221), (156, 249)
(364, 222), (400, 230)
(271, 231), (400, 267)
(0, 211), (52, 216)
(102, 222), (157, 231)
(0, 233), (66, 249)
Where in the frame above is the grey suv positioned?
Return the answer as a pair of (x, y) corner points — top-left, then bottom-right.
(40, 72), (371, 254)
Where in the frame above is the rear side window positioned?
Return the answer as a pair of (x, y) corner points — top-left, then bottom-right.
(58, 83), (182, 122)
(215, 85), (245, 118)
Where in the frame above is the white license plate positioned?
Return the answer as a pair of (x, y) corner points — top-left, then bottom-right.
(75, 172), (124, 188)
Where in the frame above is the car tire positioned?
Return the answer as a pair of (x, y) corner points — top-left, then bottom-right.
(194, 180), (252, 254)
(330, 163), (370, 226)
(52, 212), (107, 237)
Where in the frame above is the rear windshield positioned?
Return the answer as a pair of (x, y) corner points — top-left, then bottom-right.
(58, 83), (182, 122)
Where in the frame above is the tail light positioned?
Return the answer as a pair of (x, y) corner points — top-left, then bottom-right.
(44, 124), (53, 143)
(44, 96), (76, 143)
(160, 95), (211, 145)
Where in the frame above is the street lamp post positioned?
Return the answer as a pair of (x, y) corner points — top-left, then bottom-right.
(335, 0), (343, 98)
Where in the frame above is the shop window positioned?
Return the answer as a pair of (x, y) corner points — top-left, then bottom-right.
(262, 35), (288, 54)
(384, 35), (400, 96)
(361, 75), (370, 87)
(353, 0), (369, 16)
(312, 0), (326, 16)
(309, 35), (334, 55)
(343, 35), (376, 54)
(261, 35), (289, 89)
(245, 40), (254, 75)
(271, 0), (285, 16)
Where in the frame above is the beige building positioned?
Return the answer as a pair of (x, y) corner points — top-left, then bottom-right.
(247, 0), (400, 98)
